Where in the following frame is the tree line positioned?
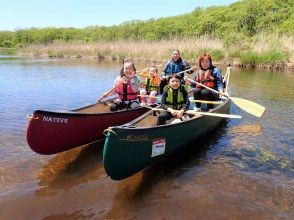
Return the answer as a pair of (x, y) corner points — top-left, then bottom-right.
(0, 0), (293, 48)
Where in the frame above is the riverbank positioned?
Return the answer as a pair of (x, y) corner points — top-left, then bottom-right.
(10, 36), (294, 71)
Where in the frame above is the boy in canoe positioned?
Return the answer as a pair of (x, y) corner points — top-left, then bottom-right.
(157, 74), (190, 125)
(98, 59), (141, 111)
(139, 65), (160, 106)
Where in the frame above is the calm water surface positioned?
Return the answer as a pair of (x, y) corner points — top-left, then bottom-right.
(0, 56), (293, 219)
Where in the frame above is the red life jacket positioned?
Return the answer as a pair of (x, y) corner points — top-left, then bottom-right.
(116, 80), (138, 101)
(196, 69), (215, 88)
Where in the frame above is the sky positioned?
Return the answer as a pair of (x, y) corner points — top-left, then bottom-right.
(0, 0), (239, 31)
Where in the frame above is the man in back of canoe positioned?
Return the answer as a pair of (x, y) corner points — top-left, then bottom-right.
(98, 59), (141, 111)
(159, 49), (196, 94)
(185, 53), (224, 111)
(157, 74), (190, 125)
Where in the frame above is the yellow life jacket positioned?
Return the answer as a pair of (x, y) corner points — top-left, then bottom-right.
(164, 85), (186, 110)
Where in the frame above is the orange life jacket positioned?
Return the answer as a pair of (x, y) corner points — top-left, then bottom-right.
(196, 69), (215, 88)
(116, 81), (138, 101)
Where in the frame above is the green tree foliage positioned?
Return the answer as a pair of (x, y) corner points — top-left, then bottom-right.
(0, 0), (293, 47)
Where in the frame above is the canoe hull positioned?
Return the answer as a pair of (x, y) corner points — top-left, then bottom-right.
(26, 105), (150, 155)
(103, 99), (230, 180)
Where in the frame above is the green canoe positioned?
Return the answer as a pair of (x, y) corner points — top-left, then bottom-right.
(103, 98), (231, 180)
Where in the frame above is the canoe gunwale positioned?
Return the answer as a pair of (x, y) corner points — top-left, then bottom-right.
(33, 102), (155, 117)
(115, 97), (230, 130)
(72, 94), (117, 112)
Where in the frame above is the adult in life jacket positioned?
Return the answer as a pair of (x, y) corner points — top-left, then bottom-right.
(139, 66), (160, 106)
(157, 74), (190, 125)
(185, 53), (224, 111)
(99, 59), (141, 111)
(159, 49), (195, 94)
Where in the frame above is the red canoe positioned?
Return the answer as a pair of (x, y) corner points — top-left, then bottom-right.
(26, 98), (152, 155)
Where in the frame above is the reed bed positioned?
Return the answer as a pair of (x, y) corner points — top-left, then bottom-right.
(19, 35), (294, 70)
(20, 37), (224, 61)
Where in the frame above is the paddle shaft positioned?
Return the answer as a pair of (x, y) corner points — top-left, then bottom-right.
(186, 78), (223, 96)
(138, 94), (159, 99)
(176, 66), (196, 75)
(224, 66), (231, 92)
(150, 107), (241, 119)
(97, 79), (126, 102)
(186, 110), (242, 119)
(138, 96), (222, 104)
(189, 99), (223, 104)
(162, 66), (196, 78)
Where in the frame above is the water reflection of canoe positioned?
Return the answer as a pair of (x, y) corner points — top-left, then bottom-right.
(35, 141), (105, 196)
(103, 98), (231, 181)
(26, 97), (153, 155)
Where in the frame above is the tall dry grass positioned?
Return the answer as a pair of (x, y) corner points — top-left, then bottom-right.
(20, 37), (224, 62)
(19, 35), (293, 69)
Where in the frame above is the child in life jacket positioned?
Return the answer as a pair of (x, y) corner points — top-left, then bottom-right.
(139, 66), (160, 106)
(185, 53), (224, 111)
(99, 60), (141, 111)
(157, 74), (190, 125)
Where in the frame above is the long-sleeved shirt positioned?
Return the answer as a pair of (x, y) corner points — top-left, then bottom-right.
(163, 58), (192, 80)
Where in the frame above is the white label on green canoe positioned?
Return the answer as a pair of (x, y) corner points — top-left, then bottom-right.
(151, 138), (166, 157)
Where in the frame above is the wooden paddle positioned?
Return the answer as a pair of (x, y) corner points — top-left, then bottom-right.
(175, 66), (197, 76)
(186, 78), (266, 117)
(137, 94), (159, 99)
(189, 99), (223, 104)
(149, 107), (242, 119)
(97, 82), (123, 103)
(224, 65), (231, 93)
(138, 95), (223, 105)
(161, 66), (197, 79)
(186, 110), (242, 119)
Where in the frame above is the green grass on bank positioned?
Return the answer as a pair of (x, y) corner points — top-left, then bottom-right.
(0, 47), (16, 55)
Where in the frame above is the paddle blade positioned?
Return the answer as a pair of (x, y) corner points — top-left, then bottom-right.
(230, 97), (265, 117)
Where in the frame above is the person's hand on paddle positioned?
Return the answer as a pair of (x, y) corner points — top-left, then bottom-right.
(191, 66), (197, 72)
(97, 92), (108, 102)
(218, 89), (228, 97)
(168, 108), (177, 116)
(184, 76), (192, 85)
(176, 109), (185, 118)
(97, 76), (127, 103)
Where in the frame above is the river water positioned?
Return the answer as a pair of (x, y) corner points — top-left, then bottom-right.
(0, 56), (293, 219)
